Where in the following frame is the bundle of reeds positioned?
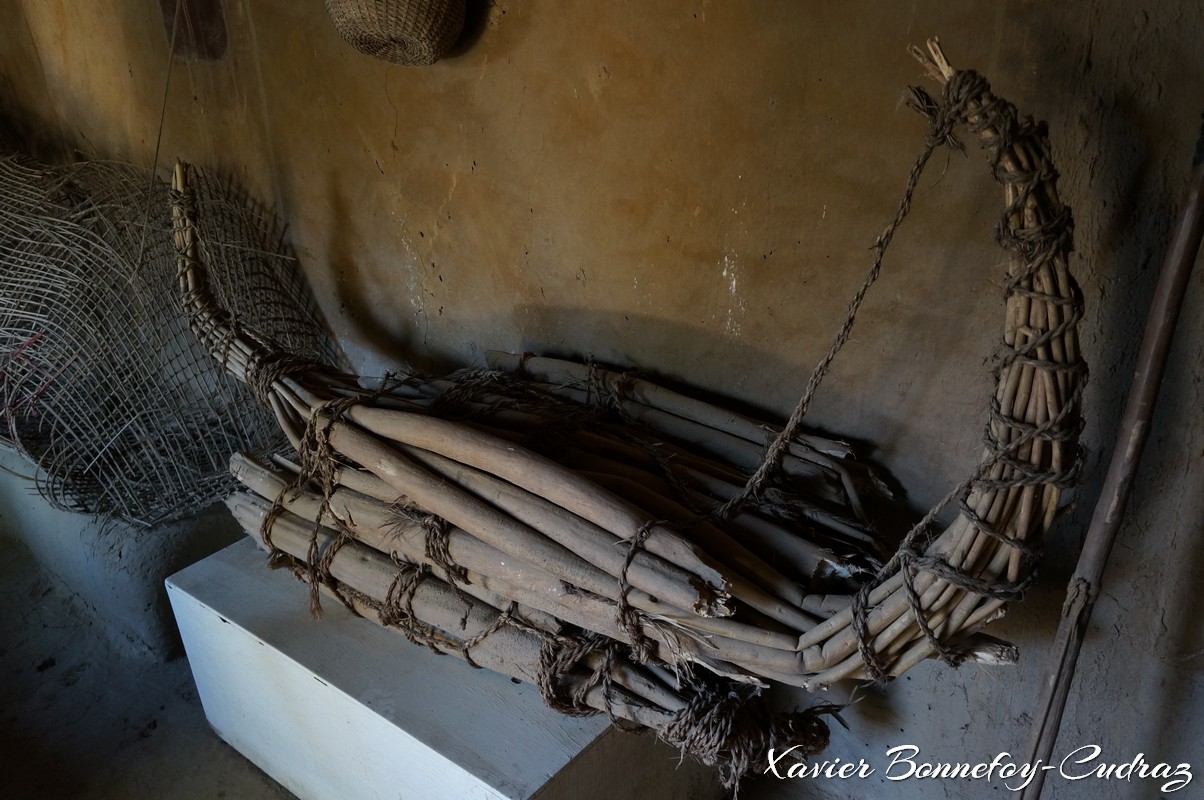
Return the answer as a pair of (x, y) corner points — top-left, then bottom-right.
(173, 40), (1084, 785)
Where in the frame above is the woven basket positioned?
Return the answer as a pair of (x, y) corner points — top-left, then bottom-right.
(325, 0), (465, 66)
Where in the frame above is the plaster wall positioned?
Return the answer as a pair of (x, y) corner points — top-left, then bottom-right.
(2, 2), (1202, 797)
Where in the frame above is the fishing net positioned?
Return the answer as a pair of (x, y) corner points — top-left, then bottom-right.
(0, 152), (337, 526)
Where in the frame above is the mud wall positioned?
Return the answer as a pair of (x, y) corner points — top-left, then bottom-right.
(2, 2), (1201, 796)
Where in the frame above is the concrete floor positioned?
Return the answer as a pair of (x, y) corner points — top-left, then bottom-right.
(0, 533), (293, 800)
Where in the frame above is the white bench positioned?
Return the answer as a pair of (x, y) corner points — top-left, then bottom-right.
(167, 538), (719, 800)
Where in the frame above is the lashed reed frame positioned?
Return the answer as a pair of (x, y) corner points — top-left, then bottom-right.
(803, 44), (1086, 686)
(172, 41), (1083, 709)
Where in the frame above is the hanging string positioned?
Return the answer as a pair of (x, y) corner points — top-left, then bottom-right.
(715, 92), (964, 520)
(134, 0), (183, 269)
(241, 0), (285, 215)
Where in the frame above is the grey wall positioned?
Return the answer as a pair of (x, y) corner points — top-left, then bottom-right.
(2, 1), (1201, 797)
(0, 449), (243, 656)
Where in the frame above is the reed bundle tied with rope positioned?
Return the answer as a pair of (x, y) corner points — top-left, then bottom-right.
(174, 40), (1084, 786)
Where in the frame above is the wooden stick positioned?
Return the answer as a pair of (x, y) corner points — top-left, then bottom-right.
(388, 445), (733, 617)
(1019, 115), (1204, 800)
(342, 406), (729, 588)
(484, 352), (859, 459)
(232, 459), (818, 672)
(230, 495), (676, 728)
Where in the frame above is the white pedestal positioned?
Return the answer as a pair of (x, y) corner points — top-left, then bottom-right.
(166, 539), (719, 800)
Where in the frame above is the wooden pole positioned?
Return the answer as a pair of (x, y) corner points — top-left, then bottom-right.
(1020, 115), (1204, 800)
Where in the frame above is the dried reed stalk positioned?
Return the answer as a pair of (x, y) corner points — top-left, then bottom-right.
(229, 454), (813, 674)
(225, 491), (676, 726)
(225, 487), (837, 787)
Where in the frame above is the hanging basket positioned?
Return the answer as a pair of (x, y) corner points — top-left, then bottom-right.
(324, 0), (465, 66)
(171, 39), (1085, 789)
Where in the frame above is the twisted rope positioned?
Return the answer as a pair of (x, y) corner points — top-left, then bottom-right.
(713, 72), (973, 521)
(661, 678), (840, 793)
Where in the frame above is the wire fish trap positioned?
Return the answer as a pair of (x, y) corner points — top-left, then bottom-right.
(0, 153), (337, 525)
(324, 0), (466, 65)
(176, 41), (1084, 788)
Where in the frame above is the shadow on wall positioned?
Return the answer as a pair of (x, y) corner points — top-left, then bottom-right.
(445, 0), (496, 60)
(0, 3), (56, 154)
(326, 172), (420, 369)
(375, 297), (962, 542)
